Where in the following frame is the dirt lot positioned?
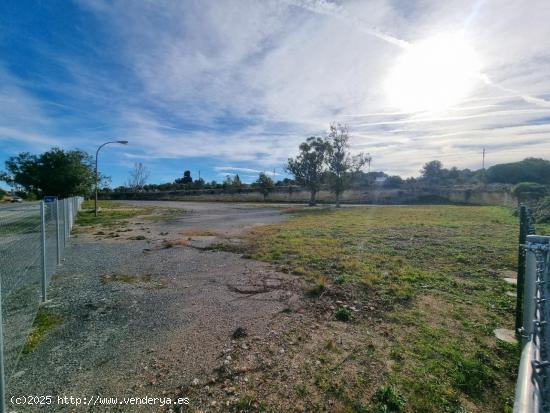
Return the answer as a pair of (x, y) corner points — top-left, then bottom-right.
(8, 202), (526, 412)
(7, 201), (311, 412)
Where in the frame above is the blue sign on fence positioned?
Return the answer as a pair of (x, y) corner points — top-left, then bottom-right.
(43, 196), (58, 203)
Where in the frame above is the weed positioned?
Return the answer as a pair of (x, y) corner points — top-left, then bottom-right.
(294, 384), (307, 397)
(22, 309), (63, 353)
(335, 306), (352, 322)
(129, 235), (147, 240)
(372, 385), (406, 412)
(308, 280), (326, 296)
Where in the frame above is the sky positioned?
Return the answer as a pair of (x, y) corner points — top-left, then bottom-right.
(1, 0), (550, 187)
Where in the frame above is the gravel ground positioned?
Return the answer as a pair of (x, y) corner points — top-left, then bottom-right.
(7, 202), (304, 412)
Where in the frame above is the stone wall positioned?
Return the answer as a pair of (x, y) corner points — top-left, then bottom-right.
(105, 184), (517, 207)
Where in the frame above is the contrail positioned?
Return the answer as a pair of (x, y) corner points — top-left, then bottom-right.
(285, 0), (550, 109)
(284, 0), (410, 49)
(483, 76), (550, 108)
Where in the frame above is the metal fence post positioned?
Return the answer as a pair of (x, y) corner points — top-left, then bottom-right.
(63, 199), (67, 247)
(522, 244), (537, 347)
(56, 199), (61, 265)
(516, 205), (528, 335)
(40, 201), (47, 302)
(0, 273), (6, 413)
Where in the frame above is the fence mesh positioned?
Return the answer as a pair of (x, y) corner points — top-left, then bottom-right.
(0, 203), (42, 383)
(531, 240), (550, 411)
(0, 197), (82, 392)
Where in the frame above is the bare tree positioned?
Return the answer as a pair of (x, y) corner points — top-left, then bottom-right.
(326, 124), (369, 207)
(127, 162), (150, 191)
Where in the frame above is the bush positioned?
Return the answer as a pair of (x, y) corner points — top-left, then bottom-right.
(335, 306), (352, 322)
(372, 384), (406, 412)
(533, 195), (550, 223)
(512, 182), (548, 203)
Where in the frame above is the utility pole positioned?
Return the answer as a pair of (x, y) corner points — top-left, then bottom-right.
(482, 148), (486, 170)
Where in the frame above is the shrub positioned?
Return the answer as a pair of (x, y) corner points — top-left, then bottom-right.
(372, 384), (406, 412)
(512, 182), (548, 203)
(335, 306), (352, 322)
(308, 280), (326, 296)
(533, 195), (550, 223)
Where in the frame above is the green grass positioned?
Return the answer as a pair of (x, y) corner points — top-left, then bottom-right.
(240, 205), (531, 412)
(335, 306), (353, 322)
(76, 200), (150, 227)
(22, 309), (63, 354)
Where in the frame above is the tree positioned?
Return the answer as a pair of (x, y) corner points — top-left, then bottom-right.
(255, 172), (274, 201)
(512, 182), (548, 203)
(325, 124), (369, 207)
(192, 178), (205, 189)
(223, 175), (233, 189)
(487, 158), (550, 184)
(287, 136), (330, 206)
(385, 175), (403, 188)
(420, 160), (445, 185)
(232, 174), (243, 189)
(1, 148), (96, 198)
(126, 162), (150, 191)
(182, 170), (193, 184)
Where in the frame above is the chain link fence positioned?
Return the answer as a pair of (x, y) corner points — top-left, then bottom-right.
(0, 197), (83, 412)
(514, 206), (550, 412)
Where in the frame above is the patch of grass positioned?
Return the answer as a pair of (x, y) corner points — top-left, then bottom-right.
(129, 235), (147, 240)
(372, 384), (406, 412)
(335, 306), (353, 322)
(238, 205), (521, 411)
(308, 279), (326, 296)
(22, 309), (63, 354)
(77, 200), (150, 227)
(162, 239), (190, 248)
(181, 229), (219, 236)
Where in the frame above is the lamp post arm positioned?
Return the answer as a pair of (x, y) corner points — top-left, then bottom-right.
(94, 140), (128, 217)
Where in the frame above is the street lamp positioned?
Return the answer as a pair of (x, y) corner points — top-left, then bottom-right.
(95, 140), (128, 216)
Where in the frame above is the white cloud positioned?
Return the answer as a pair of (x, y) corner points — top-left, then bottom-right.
(3, 0), (550, 178)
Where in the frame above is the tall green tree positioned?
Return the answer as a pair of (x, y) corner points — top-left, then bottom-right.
(1, 148), (96, 198)
(420, 160), (445, 185)
(255, 172), (274, 201)
(326, 124), (369, 207)
(287, 136), (330, 206)
(487, 158), (550, 184)
(182, 170), (193, 184)
(232, 174), (243, 189)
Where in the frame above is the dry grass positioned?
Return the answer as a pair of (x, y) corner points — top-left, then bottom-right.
(228, 205), (528, 412)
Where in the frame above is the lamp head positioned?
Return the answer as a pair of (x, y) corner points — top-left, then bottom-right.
(117, 140), (129, 145)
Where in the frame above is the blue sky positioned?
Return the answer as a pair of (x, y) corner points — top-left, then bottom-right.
(1, 0), (550, 188)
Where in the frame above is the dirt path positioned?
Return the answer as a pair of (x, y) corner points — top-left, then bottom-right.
(7, 202), (305, 412)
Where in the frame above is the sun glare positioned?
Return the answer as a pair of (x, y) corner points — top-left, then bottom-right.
(385, 32), (482, 113)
